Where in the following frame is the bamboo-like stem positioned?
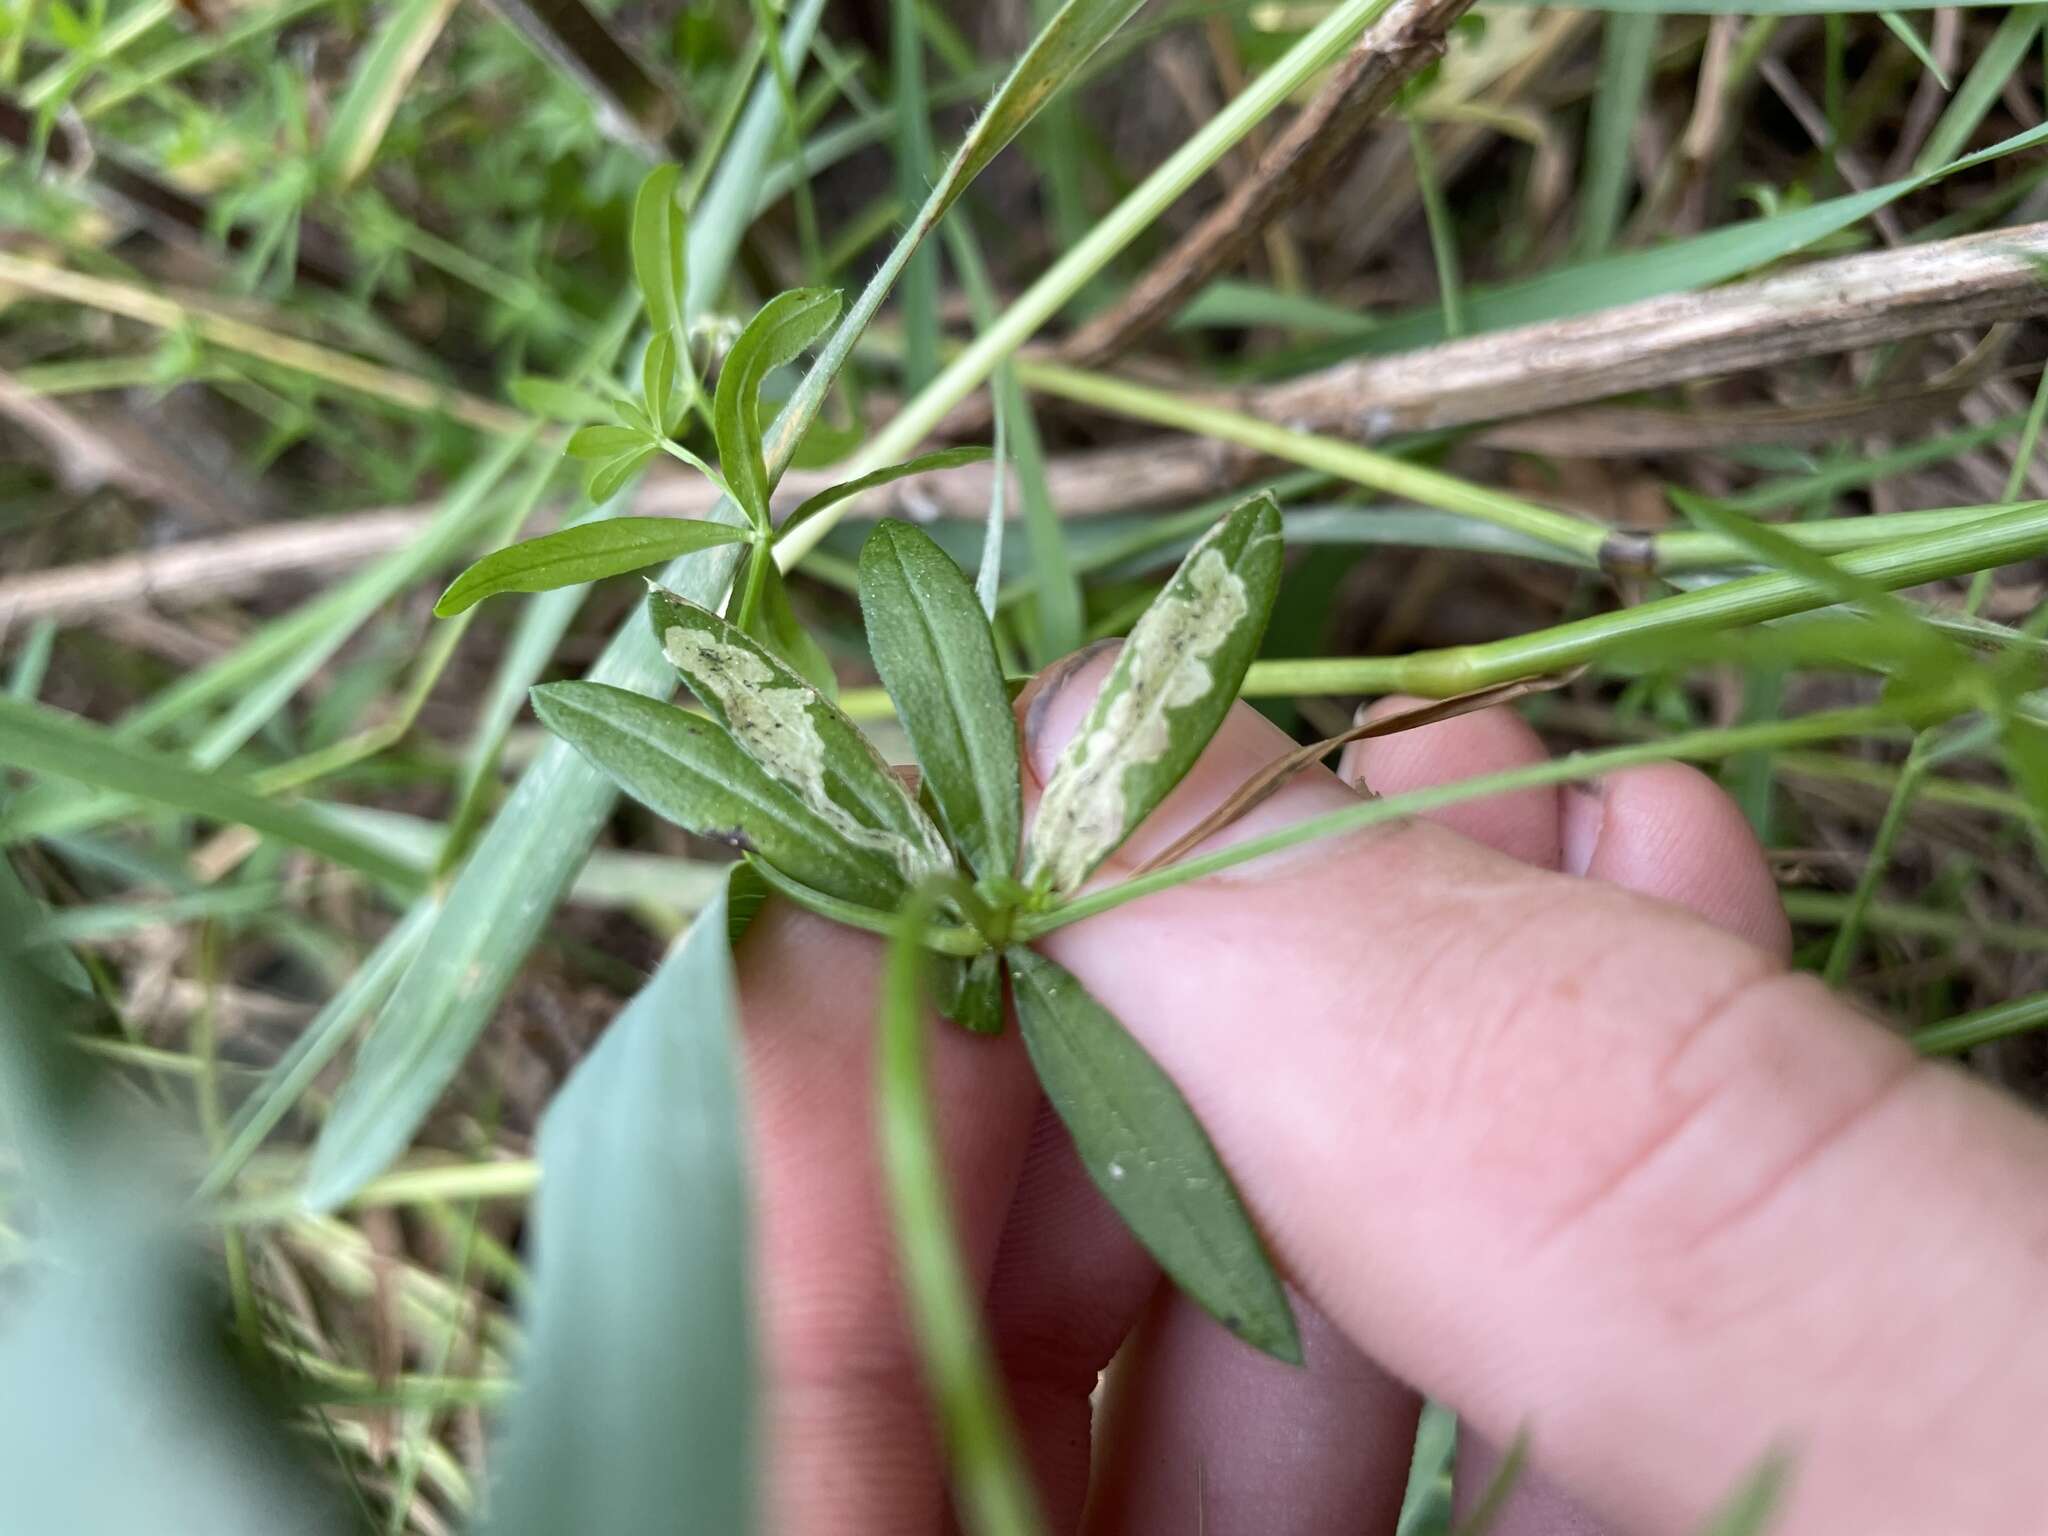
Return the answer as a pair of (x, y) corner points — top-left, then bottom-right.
(1015, 357), (1610, 562)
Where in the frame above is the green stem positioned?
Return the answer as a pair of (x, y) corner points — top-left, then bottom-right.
(1914, 989), (2048, 1055)
(774, 0), (1399, 568)
(1019, 704), (1908, 937)
(1014, 359), (1609, 562)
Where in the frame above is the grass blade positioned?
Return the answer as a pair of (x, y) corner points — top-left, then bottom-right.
(484, 879), (754, 1536)
(858, 520), (1022, 880)
(1007, 946), (1300, 1362)
(1577, 13), (1659, 258)
(321, 0), (460, 186)
(433, 518), (749, 615)
(878, 896), (1046, 1536)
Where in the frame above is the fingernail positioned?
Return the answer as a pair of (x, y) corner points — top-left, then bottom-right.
(1561, 777), (1605, 877)
(1018, 640), (1119, 787)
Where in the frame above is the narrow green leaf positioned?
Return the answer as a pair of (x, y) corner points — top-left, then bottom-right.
(588, 447), (657, 504)
(1023, 493), (1284, 895)
(1691, 1450), (1793, 1536)
(531, 680), (910, 907)
(714, 287), (843, 527)
(880, 895), (1047, 1536)
(641, 331), (679, 433)
(1007, 947), (1299, 1362)
(744, 555), (839, 699)
(781, 445), (995, 533)
(321, 0), (460, 187)
(1447, 1428), (1531, 1536)
(434, 518), (749, 616)
(0, 696), (419, 890)
(484, 878), (754, 1536)
(565, 423), (650, 460)
(1577, 13), (1659, 259)
(2001, 714), (2048, 831)
(631, 163), (687, 339)
(647, 586), (952, 885)
(859, 520), (1021, 880)
(1881, 11), (1950, 89)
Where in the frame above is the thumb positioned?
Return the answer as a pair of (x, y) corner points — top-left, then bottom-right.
(1019, 649), (2048, 1536)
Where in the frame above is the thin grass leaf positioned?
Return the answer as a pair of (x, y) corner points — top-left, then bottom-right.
(892, 0), (940, 394)
(321, 0), (459, 186)
(487, 0), (684, 158)
(300, 0), (824, 1212)
(1446, 1428), (1531, 1536)
(1007, 947), (1299, 1362)
(880, 894), (1047, 1536)
(1023, 494), (1284, 895)
(780, 445), (995, 533)
(715, 287), (843, 528)
(1691, 1450), (1793, 1536)
(630, 164), (687, 344)
(646, 586), (951, 878)
(1577, 13), (1658, 259)
(1881, 11), (1950, 89)
(483, 878), (754, 1536)
(0, 696), (419, 889)
(1910, 5), (2043, 173)
(434, 518), (749, 616)
(531, 680), (912, 907)
(858, 520), (1021, 881)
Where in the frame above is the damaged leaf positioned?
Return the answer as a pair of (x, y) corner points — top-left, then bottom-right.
(647, 586), (952, 890)
(1023, 492), (1283, 895)
(530, 680), (909, 907)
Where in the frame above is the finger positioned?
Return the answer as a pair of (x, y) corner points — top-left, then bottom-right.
(738, 901), (1041, 1536)
(1085, 692), (1573, 1536)
(1560, 764), (1792, 960)
(1339, 696), (1563, 868)
(979, 1099), (1157, 1533)
(1022, 668), (2048, 1534)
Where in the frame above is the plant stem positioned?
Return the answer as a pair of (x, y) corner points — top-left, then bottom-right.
(774, 0), (1400, 569)
(1015, 358), (1609, 561)
(1018, 704), (1908, 936)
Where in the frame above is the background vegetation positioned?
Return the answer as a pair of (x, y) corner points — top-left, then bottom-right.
(3, 0), (2047, 1530)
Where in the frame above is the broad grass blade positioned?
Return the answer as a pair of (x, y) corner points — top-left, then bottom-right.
(647, 586), (951, 881)
(1024, 494), (1284, 895)
(434, 517), (748, 615)
(531, 680), (914, 907)
(1007, 947), (1299, 1363)
(484, 879), (754, 1536)
(858, 520), (1021, 881)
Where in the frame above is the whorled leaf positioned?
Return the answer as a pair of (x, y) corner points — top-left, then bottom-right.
(631, 163), (687, 343)
(1006, 946), (1299, 1362)
(1023, 493), (1283, 895)
(780, 445), (994, 534)
(714, 287), (843, 529)
(940, 948), (1005, 1036)
(433, 517), (749, 616)
(858, 519), (1021, 881)
(530, 680), (910, 907)
(647, 587), (952, 889)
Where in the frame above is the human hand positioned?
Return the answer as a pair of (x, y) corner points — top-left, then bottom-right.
(734, 645), (2048, 1536)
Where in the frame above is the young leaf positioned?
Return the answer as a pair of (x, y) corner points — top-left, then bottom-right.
(631, 163), (687, 342)
(1007, 947), (1299, 1362)
(642, 330), (679, 433)
(434, 518), (751, 616)
(1023, 493), (1284, 895)
(484, 877), (754, 1536)
(858, 519), (1021, 880)
(941, 948), (1005, 1036)
(781, 445), (995, 534)
(530, 680), (911, 907)
(645, 588), (954, 888)
(714, 287), (843, 528)
(565, 423), (650, 460)
(588, 446), (657, 504)
(743, 553), (838, 699)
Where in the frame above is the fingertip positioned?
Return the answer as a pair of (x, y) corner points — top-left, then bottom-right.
(1560, 763), (1791, 962)
(1339, 697), (1563, 869)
